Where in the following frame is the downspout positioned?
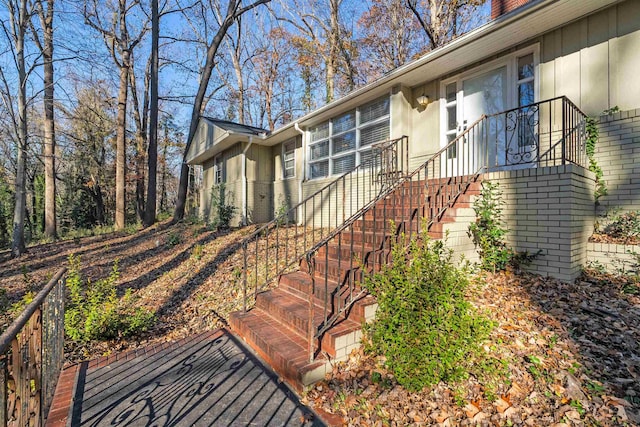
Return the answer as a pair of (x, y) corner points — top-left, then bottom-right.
(242, 136), (253, 226)
(294, 122), (305, 225)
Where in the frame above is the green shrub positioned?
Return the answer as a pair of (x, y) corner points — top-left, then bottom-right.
(468, 181), (512, 272)
(364, 232), (494, 391)
(64, 255), (155, 342)
(210, 183), (236, 229)
(167, 232), (181, 247)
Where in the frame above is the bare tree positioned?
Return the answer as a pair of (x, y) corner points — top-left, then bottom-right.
(406, 0), (485, 51)
(1, 0), (31, 256)
(143, 0), (158, 226)
(84, 0), (148, 230)
(225, 17), (246, 124)
(129, 50), (150, 222)
(276, 0), (356, 104)
(30, 0), (56, 238)
(358, 0), (419, 80)
(173, 0), (271, 222)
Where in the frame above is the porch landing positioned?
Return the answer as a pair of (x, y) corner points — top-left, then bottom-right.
(45, 329), (323, 427)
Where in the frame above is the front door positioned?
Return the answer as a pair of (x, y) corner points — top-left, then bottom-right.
(442, 66), (507, 175)
(442, 51), (538, 173)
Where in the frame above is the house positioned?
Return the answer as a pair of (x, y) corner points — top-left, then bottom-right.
(186, 0), (640, 391)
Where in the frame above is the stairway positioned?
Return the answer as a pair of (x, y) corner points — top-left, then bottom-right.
(229, 177), (482, 392)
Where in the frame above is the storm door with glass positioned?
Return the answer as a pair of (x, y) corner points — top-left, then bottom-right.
(442, 65), (507, 175)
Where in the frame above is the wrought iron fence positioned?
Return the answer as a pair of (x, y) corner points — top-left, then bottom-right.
(240, 136), (409, 311)
(303, 95), (588, 361)
(0, 267), (67, 427)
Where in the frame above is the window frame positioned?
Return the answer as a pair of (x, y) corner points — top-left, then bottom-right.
(439, 44), (540, 155)
(282, 139), (296, 179)
(214, 155), (223, 185)
(307, 96), (391, 180)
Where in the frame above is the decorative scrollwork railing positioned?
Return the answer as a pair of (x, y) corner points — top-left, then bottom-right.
(489, 96), (588, 169)
(1, 267), (66, 427)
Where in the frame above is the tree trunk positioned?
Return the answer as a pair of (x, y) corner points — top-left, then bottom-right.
(173, 0), (271, 222)
(129, 56), (147, 223)
(144, 0), (158, 227)
(42, 0), (56, 239)
(325, 0), (339, 103)
(115, 54), (129, 230)
(229, 22), (245, 124)
(11, 0), (28, 257)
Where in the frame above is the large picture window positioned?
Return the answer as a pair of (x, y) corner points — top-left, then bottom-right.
(308, 96), (390, 179)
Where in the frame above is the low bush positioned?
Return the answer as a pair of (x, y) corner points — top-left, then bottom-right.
(468, 181), (512, 272)
(64, 254), (155, 342)
(364, 232), (494, 391)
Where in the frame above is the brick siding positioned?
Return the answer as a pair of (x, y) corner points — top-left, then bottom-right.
(491, 0), (533, 19)
(587, 242), (639, 274)
(595, 108), (640, 214)
(483, 165), (595, 282)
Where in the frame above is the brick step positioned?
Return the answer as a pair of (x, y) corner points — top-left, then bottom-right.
(229, 309), (330, 392)
(314, 238), (376, 262)
(278, 271), (376, 321)
(325, 228), (395, 249)
(382, 192), (427, 206)
(254, 288), (364, 356)
(351, 217), (420, 233)
(363, 204), (422, 221)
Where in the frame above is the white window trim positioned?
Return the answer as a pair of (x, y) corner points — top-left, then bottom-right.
(439, 44), (540, 151)
(214, 155), (223, 185)
(306, 95), (391, 180)
(282, 139), (296, 180)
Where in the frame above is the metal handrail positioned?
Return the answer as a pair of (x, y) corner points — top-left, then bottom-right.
(1, 267), (67, 427)
(304, 116), (488, 361)
(240, 136), (409, 311)
(303, 96), (588, 362)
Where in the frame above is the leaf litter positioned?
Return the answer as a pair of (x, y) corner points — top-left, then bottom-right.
(305, 270), (640, 426)
(1, 224), (639, 426)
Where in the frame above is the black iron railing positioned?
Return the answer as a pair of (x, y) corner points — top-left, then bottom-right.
(240, 136), (409, 311)
(0, 267), (66, 427)
(487, 96), (587, 169)
(303, 96), (588, 361)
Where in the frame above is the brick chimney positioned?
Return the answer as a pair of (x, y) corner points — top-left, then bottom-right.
(491, 0), (533, 19)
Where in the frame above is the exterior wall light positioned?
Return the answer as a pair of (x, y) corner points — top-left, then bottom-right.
(416, 94), (430, 107)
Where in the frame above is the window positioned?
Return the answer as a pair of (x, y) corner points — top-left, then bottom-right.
(444, 82), (458, 159)
(214, 155), (223, 184)
(282, 139), (296, 179)
(517, 54), (535, 108)
(308, 96), (390, 179)
(516, 53), (536, 147)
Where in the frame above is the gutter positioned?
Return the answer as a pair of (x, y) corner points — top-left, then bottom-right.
(294, 122), (305, 225)
(241, 137), (253, 226)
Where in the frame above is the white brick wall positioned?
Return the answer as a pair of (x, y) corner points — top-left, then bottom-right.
(587, 242), (639, 274)
(595, 108), (640, 213)
(482, 165), (595, 282)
